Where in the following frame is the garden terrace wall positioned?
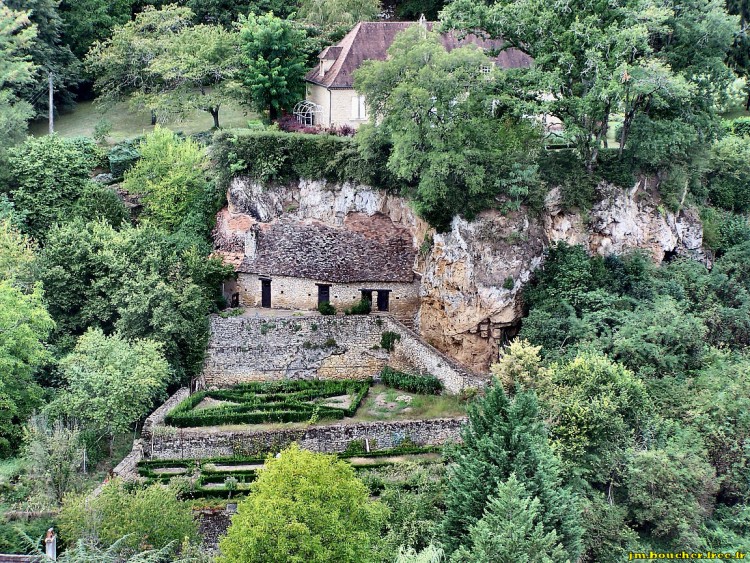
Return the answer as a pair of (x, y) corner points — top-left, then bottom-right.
(143, 417), (466, 460)
(198, 314), (483, 393)
(199, 315), (387, 386)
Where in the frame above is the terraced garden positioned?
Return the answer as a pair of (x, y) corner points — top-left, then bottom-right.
(164, 379), (371, 427)
(136, 444), (442, 498)
(163, 373), (466, 429)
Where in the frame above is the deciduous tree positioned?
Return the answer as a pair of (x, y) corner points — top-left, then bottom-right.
(218, 444), (387, 562)
(234, 12), (307, 122)
(53, 328), (170, 451)
(355, 26), (541, 229)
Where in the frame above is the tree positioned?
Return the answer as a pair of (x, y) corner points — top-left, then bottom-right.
(54, 328), (170, 451)
(234, 12), (307, 121)
(59, 479), (198, 555)
(0, 4), (37, 154)
(440, 0), (737, 170)
(122, 127), (208, 231)
(0, 219), (35, 290)
(490, 339), (547, 394)
(543, 353), (649, 485)
(625, 423), (719, 547)
(218, 444), (387, 563)
(5, 0), (79, 115)
(58, 0), (135, 59)
(37, 221), (231, 381)
(139, 22), (239, 128)
(23, 414), (83, 504)
(298, 0), (380, 29)
(354, 26), (541, 229)
(440, 384), (582, 558)
(0, 281), (53, 457)
(6, 135), (92, 240)
(85, 5), (194, 125)
(451, 474), (567, 563)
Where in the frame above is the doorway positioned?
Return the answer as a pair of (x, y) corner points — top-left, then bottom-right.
(317, 284), (331, 306)
(261, 279), (271, 308)
(376, 290), (390, 312)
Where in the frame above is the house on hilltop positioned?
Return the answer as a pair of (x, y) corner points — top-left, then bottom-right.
(296, 20), (532, 129)
(232, 214), (420, 320)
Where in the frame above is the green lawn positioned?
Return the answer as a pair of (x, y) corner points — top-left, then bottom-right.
(29, 99), (256, 142)
(351, 385), (466, 422)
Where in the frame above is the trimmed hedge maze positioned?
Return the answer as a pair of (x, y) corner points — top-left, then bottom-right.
(164, 379), (372, 428)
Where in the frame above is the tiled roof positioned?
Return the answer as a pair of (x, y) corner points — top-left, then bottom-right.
(304, 21), (532, 89)
(238, 217), (416, 283)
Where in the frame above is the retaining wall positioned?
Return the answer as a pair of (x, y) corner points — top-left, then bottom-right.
(200, 314), (484, 393)
(144, 416), (466, 460)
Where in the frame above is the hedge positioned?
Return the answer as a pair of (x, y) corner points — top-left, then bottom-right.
(211, 130), (399, 191)
(164, 379), (371, 427)
(380, 367), (443, 395)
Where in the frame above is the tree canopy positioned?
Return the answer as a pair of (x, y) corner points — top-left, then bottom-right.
(218, 444), (387, 562)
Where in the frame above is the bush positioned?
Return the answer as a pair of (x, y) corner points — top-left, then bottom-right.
(706, 135), (750, 212)
(108, 139), (141, 179)
(380, 331), (401, 351)
(380, 367), (443, 395)
(729, 116), (750, 137)
(345, 298), (372, 315)
(317, 301), (336, 315)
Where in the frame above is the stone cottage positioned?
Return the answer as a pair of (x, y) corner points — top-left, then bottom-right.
(233, 215), (420, 320)
(297, 20), (532, 129)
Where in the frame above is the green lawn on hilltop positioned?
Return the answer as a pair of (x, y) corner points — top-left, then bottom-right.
(29, 99), (257, 142)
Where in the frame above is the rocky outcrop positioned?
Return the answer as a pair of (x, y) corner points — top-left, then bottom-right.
(214, 176), (705, 373)
(544, 180), (706, 263)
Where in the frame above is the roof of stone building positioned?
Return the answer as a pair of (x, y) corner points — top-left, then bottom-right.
(238, 217), (416, 283)
(305, 21), (532, 89)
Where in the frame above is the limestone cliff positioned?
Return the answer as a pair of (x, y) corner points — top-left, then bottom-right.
(214, 177), (705, 373)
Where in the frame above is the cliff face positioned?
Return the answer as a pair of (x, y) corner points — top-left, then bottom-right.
(215, 177), (705, 373)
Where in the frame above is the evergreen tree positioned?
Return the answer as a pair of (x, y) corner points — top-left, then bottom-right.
(451, 474), (567, 563)
(440, 384), (582, 558)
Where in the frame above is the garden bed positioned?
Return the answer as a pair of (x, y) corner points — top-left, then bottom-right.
(164, 379), (371, 427)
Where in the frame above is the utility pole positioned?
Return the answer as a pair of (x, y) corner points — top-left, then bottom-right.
(48, 70), (54, 134)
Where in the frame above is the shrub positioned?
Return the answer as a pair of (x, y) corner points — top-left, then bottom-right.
(380, 367), (443, 394)
(729, 116), (750, 137)
(108, 139), (141, 179)
(345, 299), (372, 315)
(317, 301), (336, 315)
(380, 331), (401, 351)
(503, 277), (515, 290)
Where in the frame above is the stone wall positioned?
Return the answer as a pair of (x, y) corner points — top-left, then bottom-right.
(144, 417), (466, 460)
(237, 273), (419, 322)
(199, 315), (389, 387)
(384, 317), (486, 393)
(198, 314), (481, 392)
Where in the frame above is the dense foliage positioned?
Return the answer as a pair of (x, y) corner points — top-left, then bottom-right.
(355, 26), (541, 229)
(218, 444), (387, 562)
(514, 240), (750, 558)
(60, 479), (198, 556)
(380, 367), (443, 395)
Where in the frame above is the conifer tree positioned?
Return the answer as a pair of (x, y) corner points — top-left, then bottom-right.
(450, 474), (567, 563)
(440, 384), (582, 558)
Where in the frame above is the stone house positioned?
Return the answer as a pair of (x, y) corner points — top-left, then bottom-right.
(297, 20), (532, 129)
(234, 215), (420, 320)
